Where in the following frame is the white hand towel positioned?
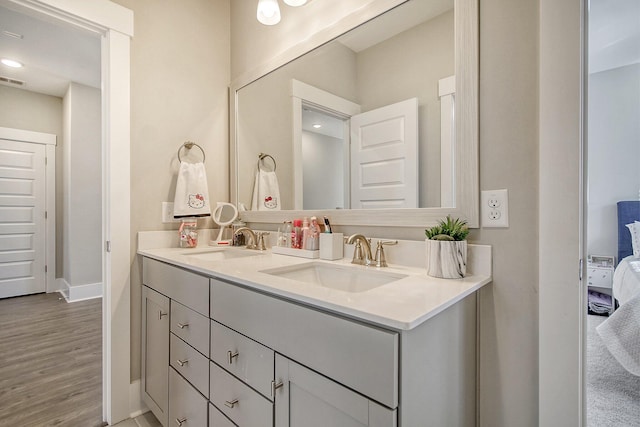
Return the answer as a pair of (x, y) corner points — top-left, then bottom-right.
(251, 169), (281, 211)
(173, 162), (211, 218)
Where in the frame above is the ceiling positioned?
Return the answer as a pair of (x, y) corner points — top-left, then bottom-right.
(0, 0), (636, 97)
(0, 3), (100, 97)
(589, 0), (640, 74)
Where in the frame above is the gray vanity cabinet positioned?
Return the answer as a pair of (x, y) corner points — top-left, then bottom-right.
(142, 256), (478, 427)
(141, 285), (170, 427)
(274, 355), (397, 427)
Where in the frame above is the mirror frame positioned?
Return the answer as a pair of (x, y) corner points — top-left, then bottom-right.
(230, 0), (478, 228)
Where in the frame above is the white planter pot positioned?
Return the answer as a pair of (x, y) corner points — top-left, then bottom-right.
(425, 239), (467, 279)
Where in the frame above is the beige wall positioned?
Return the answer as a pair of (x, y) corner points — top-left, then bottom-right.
(0, 86), (65, 278)
(111, 0), (230, 380)
(231, 0), (539, 425)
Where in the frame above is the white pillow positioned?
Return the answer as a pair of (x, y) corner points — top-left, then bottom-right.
(625, 221), (640, 258)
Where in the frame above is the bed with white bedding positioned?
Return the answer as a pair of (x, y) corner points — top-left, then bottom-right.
(596, 201), (640, 376)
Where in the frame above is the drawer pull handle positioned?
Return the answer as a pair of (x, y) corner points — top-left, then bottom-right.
(176, 358), (189, 367)
(175, 417), (187, 426)
(271, 380), (284, 397)
(159, 311), (168, 320)
(177, 322), (189, 329)
(227, 350), (239, 364)
(224, 398), (239, 408)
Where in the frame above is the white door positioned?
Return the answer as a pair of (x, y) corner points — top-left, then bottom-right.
(350, 98), (418, 209)
(0, 139), (46, 298)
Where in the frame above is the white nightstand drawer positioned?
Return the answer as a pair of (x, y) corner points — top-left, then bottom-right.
(587, 268), (613, 288)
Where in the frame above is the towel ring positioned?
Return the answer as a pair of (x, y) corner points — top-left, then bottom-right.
(178, 141), (206, 163)
(257, 153), (277, 172)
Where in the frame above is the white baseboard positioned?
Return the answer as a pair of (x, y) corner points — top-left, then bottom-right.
(57, 278), (103, 302)
(129, 379), (148, 418)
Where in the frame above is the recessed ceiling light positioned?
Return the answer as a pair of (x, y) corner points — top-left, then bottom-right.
(1, 58), (23, 68)
(312, 124), (322, 129)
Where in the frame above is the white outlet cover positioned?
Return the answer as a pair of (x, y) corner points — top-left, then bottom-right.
(481, 189), (509, 227)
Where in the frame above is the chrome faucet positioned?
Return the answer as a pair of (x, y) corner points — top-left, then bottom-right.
(345, 234), (373, 265)
(232, 227), (270, 250)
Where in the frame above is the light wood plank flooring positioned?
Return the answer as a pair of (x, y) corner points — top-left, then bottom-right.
(0, 292), (103, 426)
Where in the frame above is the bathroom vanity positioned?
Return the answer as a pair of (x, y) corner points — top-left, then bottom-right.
(139, 241), (490, 427)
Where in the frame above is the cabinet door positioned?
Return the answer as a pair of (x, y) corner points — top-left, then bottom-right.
(142, 286), (170, 427)
(274, 355), (396, 427)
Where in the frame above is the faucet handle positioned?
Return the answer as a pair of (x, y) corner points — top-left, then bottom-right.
(374, 240), (398, 267)
(256, 232), (270, 251)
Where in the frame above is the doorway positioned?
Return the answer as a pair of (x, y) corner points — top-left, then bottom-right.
(584, 0), (640, 424)
(0, 0), (132, 424)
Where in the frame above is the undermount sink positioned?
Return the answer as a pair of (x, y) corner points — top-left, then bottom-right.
(260, 262), (407, 293)
(182, 248), (261, 261)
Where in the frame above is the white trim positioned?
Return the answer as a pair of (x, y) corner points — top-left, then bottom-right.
(439, 76), (455, 208)
(57, 278), (103, 302)
(4, 1), (133, 425)
(128, 379), (148, 419)
(231, 0), (479, 228)
(45, 143), (56, 291)
(0, 126), (56, 145)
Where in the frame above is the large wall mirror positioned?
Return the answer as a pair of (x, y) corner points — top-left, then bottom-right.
(231, 0), (478, 228)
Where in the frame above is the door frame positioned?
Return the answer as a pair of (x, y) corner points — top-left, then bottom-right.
(2, 0), (133, 424)
(538, 0), (585, 425)
(0, 127), (56, 293)
(291, 79), (361, 210)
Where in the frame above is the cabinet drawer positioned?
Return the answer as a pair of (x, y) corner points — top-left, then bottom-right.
(169, 368), (208, 427)
(211, 278), (399, 408)
(209, 403), (237, 427)
(170, 334), (209, 397)
(143, 257), (209, 316)
(210, 320), (274, 400)
(587, 268), (613, 288)
(171, 301), (209, 356)
(210, 361), (273, 427)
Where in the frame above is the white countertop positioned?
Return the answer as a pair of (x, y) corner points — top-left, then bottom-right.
(138, 244), (491, 331)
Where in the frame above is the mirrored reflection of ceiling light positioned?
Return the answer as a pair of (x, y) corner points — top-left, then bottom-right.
(283, 0), (308, 6)
(257, 0), (281, 25)
(1, 58), (23, 68)
(312, 124), (322, 129)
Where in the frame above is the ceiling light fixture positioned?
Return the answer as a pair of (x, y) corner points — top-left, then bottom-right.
(312, 124), (322, 129)
(1, 58), (23, 68)
(257, 0), (308, 26)
(257, 0), (281, 26)
(283, 0), (308, 6)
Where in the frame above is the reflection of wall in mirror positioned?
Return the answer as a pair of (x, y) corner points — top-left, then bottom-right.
(238, 9), (454, 210)
(238, 42), (357, 210)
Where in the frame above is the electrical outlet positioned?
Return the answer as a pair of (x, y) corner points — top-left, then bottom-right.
(481, 189), (509, 227)
(162, 202), (178, 223)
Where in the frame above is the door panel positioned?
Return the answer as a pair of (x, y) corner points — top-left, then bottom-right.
(350, 98), (418, 209)
(0, 139), (45, 298)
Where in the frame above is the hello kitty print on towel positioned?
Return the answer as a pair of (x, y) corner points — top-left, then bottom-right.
(188, 193), (206, 209)
(264, 196), (278, 209)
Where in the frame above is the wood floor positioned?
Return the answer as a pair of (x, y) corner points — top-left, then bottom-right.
(0, 292), (104, 426)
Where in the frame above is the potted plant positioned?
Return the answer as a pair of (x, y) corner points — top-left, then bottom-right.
(425, 216), (469, 278)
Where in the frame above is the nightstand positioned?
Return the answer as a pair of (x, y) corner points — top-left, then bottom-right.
(587, 255), (615, 314)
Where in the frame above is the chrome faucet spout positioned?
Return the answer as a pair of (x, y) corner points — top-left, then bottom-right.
(345, 234), (373, 265)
